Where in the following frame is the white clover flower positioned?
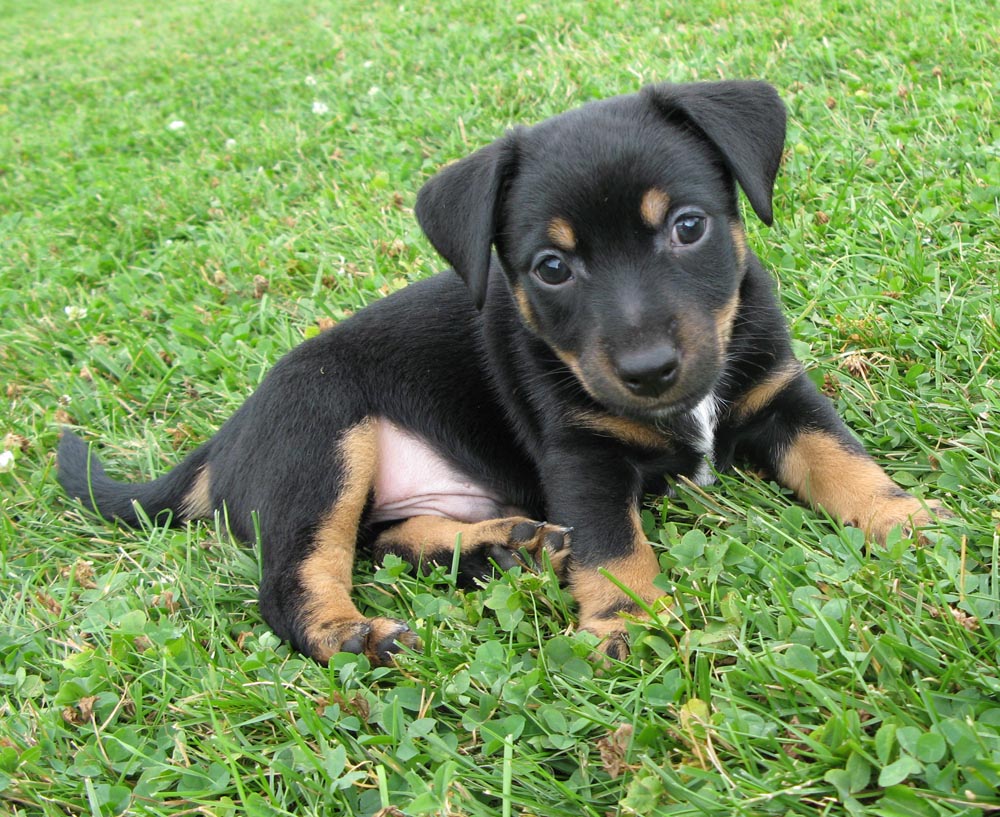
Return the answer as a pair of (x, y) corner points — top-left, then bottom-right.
(225, 138), (237, 150)
(368, 86), (380, 97)
(312, 101), (329, 115)
(64, 305), (88, 321)
(167, 120), (186, 131)
(304, 75), (317, 86)
(0, 451), (14, 473)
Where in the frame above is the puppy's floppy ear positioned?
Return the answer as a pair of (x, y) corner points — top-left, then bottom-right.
(643, 81), (786, 225)
(415, 133), (518, 310)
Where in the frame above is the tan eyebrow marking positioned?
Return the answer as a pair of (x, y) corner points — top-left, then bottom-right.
(547, 217), (577, 251)
(640, 188), (671, 229)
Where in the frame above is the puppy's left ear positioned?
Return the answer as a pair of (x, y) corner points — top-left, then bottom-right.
(415, 133), (519, 310)
(643, 81), (786, 225)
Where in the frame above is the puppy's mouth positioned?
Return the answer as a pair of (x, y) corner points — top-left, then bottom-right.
(558, 346), (720, 422)
(594, 377), (716, 422)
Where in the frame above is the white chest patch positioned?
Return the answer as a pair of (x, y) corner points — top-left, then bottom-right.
(688, 393), (720, 486)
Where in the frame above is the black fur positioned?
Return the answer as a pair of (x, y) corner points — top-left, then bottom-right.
(57, 428), (209, 527)
(58, 80), (937, 663)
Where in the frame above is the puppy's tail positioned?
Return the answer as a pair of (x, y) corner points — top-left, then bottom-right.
(57, 429), (212, 527)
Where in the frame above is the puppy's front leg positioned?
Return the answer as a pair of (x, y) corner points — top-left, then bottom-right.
(541, 445), (666, 660)
(733, 363), (946, 543)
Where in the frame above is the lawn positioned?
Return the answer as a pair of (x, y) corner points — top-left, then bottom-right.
(1, 0), (998, 814)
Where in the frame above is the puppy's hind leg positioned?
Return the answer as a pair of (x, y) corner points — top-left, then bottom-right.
(259, 419), (418, 666)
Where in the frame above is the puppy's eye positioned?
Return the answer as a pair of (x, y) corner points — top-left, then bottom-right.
(533, 254), (573, 286)
(671, 213), (708, 246)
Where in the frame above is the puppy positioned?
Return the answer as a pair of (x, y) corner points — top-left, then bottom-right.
(59, 80), (942, 665)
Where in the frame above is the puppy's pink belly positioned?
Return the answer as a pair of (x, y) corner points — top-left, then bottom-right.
(369, 420), (522, 524)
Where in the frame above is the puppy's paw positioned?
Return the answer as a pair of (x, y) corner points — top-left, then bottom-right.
(496, 519), (572, 576)
(578, 617), (637, 666)
(572, 549), (669, 666)
(310, 616), (420, 666)
(867, 495), (952, 545)
(467, 517), (572, 579)
(902, 500), (954, 543)
(578, 597), (670, 664)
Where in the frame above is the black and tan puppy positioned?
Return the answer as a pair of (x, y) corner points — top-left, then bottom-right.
(59, 80), (942, 665)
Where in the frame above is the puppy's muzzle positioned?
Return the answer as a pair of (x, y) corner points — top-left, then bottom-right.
(612, 341), (680, 398)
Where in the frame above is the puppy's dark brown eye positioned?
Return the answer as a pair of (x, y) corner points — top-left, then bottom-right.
(534, 254), (573, 286)
(672, 213), (707, 246)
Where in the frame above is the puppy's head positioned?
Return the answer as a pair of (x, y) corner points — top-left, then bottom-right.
(416, 80), (786, 420)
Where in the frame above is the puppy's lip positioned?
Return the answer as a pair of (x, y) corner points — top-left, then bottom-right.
(646, 395), (703, 418)
(595, 383), (710, 421)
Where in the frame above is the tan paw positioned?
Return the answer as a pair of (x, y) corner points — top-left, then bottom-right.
(499, 519), (572, 576)
(579, 614), (645, 664)
(310, 616), (420, 666)
(866, 496), (951, 545)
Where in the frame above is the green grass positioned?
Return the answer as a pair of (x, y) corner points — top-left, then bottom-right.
(1, 0), (998, 814)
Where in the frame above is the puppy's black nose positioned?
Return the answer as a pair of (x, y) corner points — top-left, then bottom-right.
(614, 343), (680, 397)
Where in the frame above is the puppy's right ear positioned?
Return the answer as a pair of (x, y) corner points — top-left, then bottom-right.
(415, 134), (518, 310)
